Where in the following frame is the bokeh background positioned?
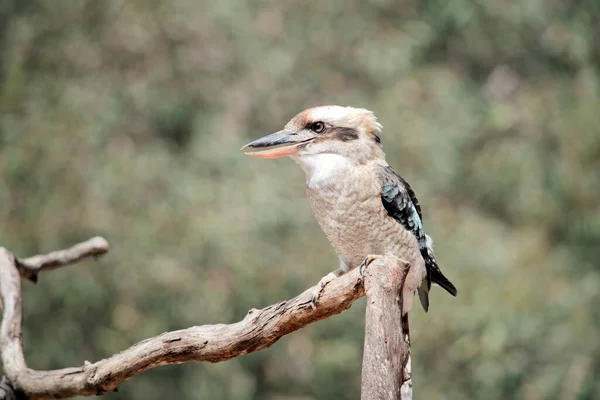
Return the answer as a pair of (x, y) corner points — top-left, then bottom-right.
(1, 1), (599, 399)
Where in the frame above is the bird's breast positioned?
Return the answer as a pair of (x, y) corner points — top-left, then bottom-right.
(305, 162), (419, 270)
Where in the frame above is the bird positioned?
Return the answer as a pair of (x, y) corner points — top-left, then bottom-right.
(241, 105), (457, 314)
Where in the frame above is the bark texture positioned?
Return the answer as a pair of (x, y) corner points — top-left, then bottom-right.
(0, 238), (367, 399)
(361, 256), (412, 400)
(0, 239), (413, 399)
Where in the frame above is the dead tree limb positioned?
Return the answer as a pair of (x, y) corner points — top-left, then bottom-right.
(0, 238), (372, 399)
(14, 237), (109, 283)
(0, 239), (415, 400)
(361, 256), (412, 400)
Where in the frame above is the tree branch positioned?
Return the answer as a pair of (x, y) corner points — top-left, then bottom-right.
(15, 237), (109, 283)
(0, 238), (367, 399)
(360, 256), (412, 400)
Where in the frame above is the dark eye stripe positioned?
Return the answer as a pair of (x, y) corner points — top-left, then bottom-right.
(332, 127), (359, 141)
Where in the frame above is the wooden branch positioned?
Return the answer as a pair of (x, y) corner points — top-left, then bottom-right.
(15, 237), (109, 282)
(0, 248), (25, 398)
(361, 256), (412, 400)
(0, 238), (367, 399)
(1, 239), (417, 400)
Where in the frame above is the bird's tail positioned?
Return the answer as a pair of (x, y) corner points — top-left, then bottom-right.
(417, 235), (458, 312)
(417, 280), (430, 312)
(430, 267), (458, 297)
(425, 234), (458, 297)
(417, 264), (457, 312)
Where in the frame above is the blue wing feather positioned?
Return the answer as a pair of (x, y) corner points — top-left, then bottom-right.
(377, 164), (457, 310)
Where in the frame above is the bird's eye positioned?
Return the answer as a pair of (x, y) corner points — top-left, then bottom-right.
(311, 122), (326, 134)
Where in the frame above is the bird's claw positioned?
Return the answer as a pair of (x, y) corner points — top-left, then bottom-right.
(310, 272), (337, 309)
(359, 254), (380, 276)
(310, 286), (322, 310)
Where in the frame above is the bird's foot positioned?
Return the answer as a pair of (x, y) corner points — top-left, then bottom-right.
(359, 254), (381, 276)
(310, 272), (338, 309)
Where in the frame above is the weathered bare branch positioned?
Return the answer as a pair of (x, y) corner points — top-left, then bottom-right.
(0, 248), (28, 399)
(360, 256), (412, 400)
(0, 239), (368, 399)
(1, 238), (417, 400)
(15, 237), (109, 282)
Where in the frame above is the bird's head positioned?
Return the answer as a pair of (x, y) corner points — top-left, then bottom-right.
(241, 105), (384, 165)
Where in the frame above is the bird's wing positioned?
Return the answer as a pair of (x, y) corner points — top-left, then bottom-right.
(377, 165), (457, 312)
(378, 164), (427, 250)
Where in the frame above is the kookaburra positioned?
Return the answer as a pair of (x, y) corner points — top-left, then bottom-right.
(242, 105), (457, 314)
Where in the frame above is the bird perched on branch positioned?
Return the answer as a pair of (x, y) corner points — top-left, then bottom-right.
(242, 105), (457, 314)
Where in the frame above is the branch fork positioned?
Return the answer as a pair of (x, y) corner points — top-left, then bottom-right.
(0, 238), (413, 400)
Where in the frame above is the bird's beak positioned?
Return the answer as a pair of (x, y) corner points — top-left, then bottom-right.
(241, 130), (313, 159)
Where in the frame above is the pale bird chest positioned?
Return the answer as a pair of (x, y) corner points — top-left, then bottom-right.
(301, 157), (392, 267)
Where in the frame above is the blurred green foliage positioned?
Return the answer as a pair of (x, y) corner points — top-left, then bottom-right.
(1, 0), (599, 399)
